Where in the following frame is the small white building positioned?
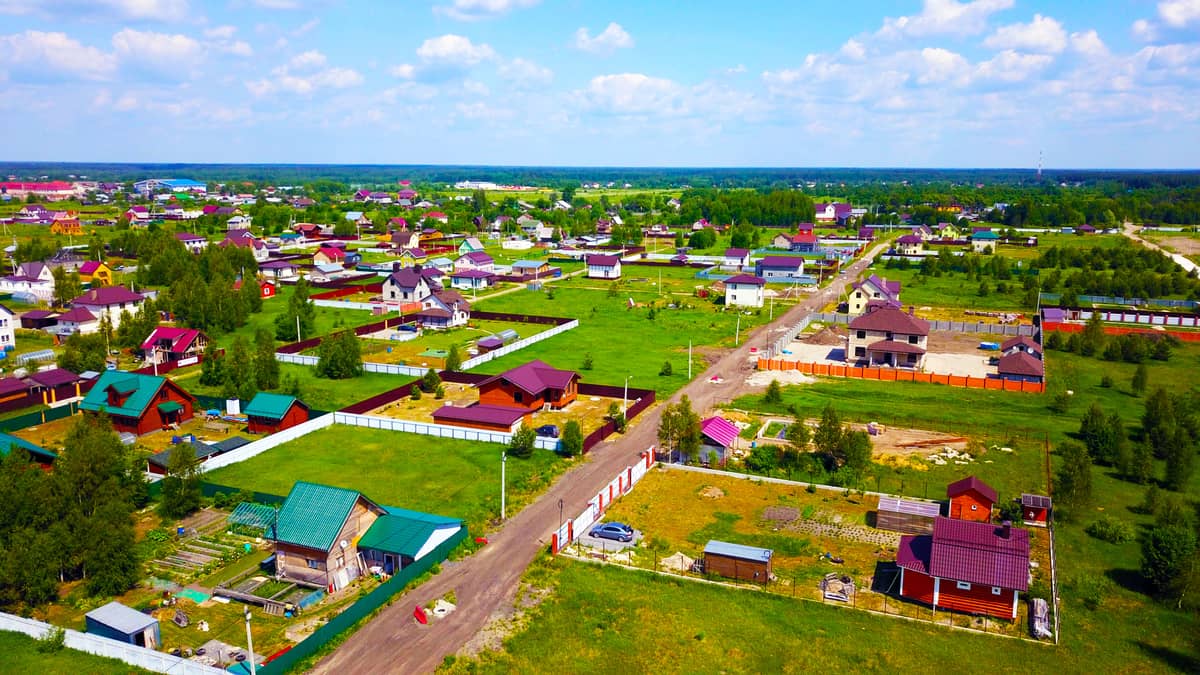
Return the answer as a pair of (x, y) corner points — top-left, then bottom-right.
(0, 304), (14, 350)
(724, 274), (766, 308)
(586, 254), (622, 279)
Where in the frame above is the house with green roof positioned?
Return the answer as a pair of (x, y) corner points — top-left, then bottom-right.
(79, 370), (195, 436)
(244, 392), (310, 434)
(270, 481), (463, 590)
(0, 431), (56, 466)
(970, 230), (1000, 254)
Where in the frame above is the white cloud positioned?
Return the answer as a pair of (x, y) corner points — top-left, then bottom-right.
(975, 50), (1053, 82)
(497, 57), (552, 87)
(1070, 30), (1107, 57)
(580, 73), (684, 115)
(204, 25), (237, 40)
(224, 40), (253, 57)
(390, 63), (416, 79)
(112, 28), (203, 65)
(435, 0), (539, 21)
(916, 47), (971, 84)
(839, 39), (866, 61)
(0, 0), (189, 21)
(878, 0), (1014, 38)
(1131, 19), (1159, 42)
(1159, 0), (1200, 27)
(573, 22), (634, 54)
(0, 30), (117, 81)
(289, 49), (327, 70)
(253, 0), (303, 8)
(292, 18), (320, 36)
(204, 25), (253, 57)
(415, 34), (495, 66)
(984, 14), (1067, 53)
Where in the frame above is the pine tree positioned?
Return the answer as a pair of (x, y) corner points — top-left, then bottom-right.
(1132, 364), (1149, 396)
(814, 403), (844, 462)
(1163, 424), (1196, 492)
(561, 420), (584, 457)
(159, 443), (202, 519)
(421, 368), (441, 393)
(316, 331), (363, 379)
(763, 379), (783, 405)
(275, 278), (316, 341)
(444, 344), (462, 372)
(1055, 441), (1093, 513)
(508, 424), (536, 459)
(253, 328), (280, 391)
(1128, 441), (1155, 484)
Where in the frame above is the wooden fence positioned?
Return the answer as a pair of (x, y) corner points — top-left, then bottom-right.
(756, 359), (1045, 393)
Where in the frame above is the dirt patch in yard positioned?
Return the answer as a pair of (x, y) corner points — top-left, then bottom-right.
(926, 330), (1005, 352)
(802, 326), (846, 346)
(752, 416), (970, 465)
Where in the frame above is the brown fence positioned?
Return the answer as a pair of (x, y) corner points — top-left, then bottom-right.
(468, 310), (575, 326)
(276, 316), (418, 354)
(338, 378), (422, 414)
(757, 359), (1045, 394)
(581, 386), (655, 452)
(310, 283), (382, 300)
(1043, 321), (1200, 343)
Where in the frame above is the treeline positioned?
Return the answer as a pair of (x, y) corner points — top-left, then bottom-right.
(1033, 244), (1200, 300)
(0, 416), (142, 607)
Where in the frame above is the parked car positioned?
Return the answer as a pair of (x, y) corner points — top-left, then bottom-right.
(535, 424), (558, 438)
(590, 522), (634, 542)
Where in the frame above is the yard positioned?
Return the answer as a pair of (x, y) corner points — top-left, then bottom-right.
(178, 362), (409, 412)
(471, 282), (779, 396)
(0, 630), (149, 674)
(201, 425), (568, 536)
(342, 319), (555, 368)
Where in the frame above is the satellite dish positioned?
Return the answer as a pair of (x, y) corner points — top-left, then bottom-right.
(340, 540), (349, 549)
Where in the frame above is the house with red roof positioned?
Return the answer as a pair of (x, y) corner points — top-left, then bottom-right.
(53, 307), (99, 335)
(586, 254), (622, 279)
(947, 475), (997, 522)
(233, 277), (276, 300)
(433, 360), (579, 432)
(140, 327), (208, 365)
(219, 230), (269, 262)
(724, 274), (766, 308)
(848, 275), (901, 315)
(313, 246), (346, 267)
(71, 286), (145, 329)
(416, 289), (470, 329)
(896, 516), (1029, 620)
(996, 351), (1044, 383)
(846, 305), (929, 368)
(697, 416), (739, 466)
(423, 211), (449, 225)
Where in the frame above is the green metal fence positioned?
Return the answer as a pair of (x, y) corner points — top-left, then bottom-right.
(259, 526), (469, 674)
(0, 402), (78, 432)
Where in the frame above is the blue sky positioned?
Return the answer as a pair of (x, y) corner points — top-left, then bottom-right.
(0, 0), (1198, 168)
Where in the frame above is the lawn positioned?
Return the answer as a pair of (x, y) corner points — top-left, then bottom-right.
(202, 425), (569, 536)
(338, 319), (554, 368)
(445, 555), (1195, 674)
(860, 264), (1033, 311)
(0, 630), (149, 674)
(213, 284), (383, 351)
(178, 363), (408, 412)
(471, 282), (778, 395)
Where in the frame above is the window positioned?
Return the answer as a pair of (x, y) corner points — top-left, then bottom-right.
(992, 586), (1003, 595)
(514, 392), (523, 403)
(856, 330), (866, 339)
(159, 390), (167, 400)
(854, 347), (866, 357)
(306, 559), (320, 569)
(956, 581), (972, 590)
(908, 335), (919, 344)
(970, 504), (978, 511)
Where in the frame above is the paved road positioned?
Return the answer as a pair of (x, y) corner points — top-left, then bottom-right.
(313, 242), (890, 674)
(1121, 222), (1198, 274)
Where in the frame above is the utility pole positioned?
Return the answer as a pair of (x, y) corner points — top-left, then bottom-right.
(688, 340), (692, 379)
(501, 451), (507, 520)
(623, 375), (632, 415)
(296, 315), (301, 343)
(244, 606), (256, 675)
(735, 315), (741, 346)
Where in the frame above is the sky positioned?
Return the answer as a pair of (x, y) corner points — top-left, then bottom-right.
(0, 0), (1198, 169)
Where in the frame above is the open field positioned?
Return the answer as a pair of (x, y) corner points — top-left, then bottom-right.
(202, 425), (567, 536)
(178, 362), (405, 412)
(0, 629), (149, 674)
(858, 265), (1032, 311)
(471, 283), (777, 396)
(346, 319), (555, 368)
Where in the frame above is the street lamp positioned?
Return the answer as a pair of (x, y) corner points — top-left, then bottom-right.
(623, 375), (633, 416)
(500, 451), (507, 521)
(243, 605), (256, 675)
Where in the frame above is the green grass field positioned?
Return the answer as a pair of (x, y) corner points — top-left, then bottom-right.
(0, 630), (149, 674)
(178, 363), (407, 411)
(202, 425), (567, 535)
(471, 281), (775, 395)
(444, 556), (1196, 674)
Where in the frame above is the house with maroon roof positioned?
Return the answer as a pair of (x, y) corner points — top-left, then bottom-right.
(28, 368), (84, 405)
(996, 351), (1044, 383)
(947, 475), (997, 522)
(19, 310), (58, 330)
(754, 256), (805, 281)
(814, 202), (854, 224)
(846, 305), (929, 368)
(219, 230), (269, 262)
(71, 286), (145, 329)
(433, 360), (579, 432)
(140, 327), (208, 365)
(77, 261), (114, 286)
(53, 307), (99, 335)
(313, 246), (346, 267)
(857, 227), (876, 241)
(848, 275), (901, 315)
(448, 269), (494, 291)
(259, 260), (299, 281)
(896, 516), (1029, 620)
(0, 377), (32, 412)
(175, 231), (208, 253)
(724, 274), (765, 308)
(0, 262), (55, 302)
(455, 251), (494, 273)
(1000, 335), (1042, 359)
(123, 206), (150, 224)
(723, 248), (751, 268)
(382, 266), (436, 304)
(895, 234), (924, 256)
(586, 254), (622, 280)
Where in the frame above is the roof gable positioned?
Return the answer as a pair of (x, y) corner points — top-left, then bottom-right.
(244, 392), (306, 420)
(478, 359), (577, 396)
(700, 416), (739, 448)
(274, 481), (381, 552)
(946, 475), (998, 503)
(848, 305), (929, 336)
(79, 370), (189, 418)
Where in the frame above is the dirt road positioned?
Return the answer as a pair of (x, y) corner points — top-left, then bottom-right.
(312, 243), (889, 674)
(1122, 222), (1198, 274)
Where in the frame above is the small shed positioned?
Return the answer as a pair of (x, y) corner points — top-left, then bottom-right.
(703, 540), (773, 583)
(85, 601), (160, 648)
(244, 392), (310, 434)
(947, 475), (997, 523)
(1021, 493), (1052, 527)
(876, 496), (940, 535)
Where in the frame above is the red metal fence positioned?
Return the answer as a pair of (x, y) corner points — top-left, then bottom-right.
(756, 359), (1045, 394)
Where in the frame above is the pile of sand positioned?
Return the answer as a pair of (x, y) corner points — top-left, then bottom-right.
(699, 485), (725, 499)
(747, 370), (816, 387)
(803, 327), (846, 346)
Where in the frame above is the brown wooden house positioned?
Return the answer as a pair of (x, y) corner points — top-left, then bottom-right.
(476, 360), (578, 412)
(78, 370), (194, 436)
(703, 540), (773, 583)
(244, 392), (310, 434)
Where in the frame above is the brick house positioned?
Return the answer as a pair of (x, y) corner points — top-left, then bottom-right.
(846, 305), (929, 368)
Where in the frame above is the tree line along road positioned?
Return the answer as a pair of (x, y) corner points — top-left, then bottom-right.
(312, 241), (890, 674)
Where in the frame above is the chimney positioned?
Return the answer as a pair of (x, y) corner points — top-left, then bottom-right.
(1001, 520), (1012, 539)
(908, 305), (914, 316)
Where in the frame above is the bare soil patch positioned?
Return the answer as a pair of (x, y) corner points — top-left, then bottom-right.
(1150, 235), (1200, 256)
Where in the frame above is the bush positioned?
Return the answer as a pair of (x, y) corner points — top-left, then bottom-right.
(1100, 375), (1113, 388)
(997, 498), (1023, 524)
(1086, 515), (1136, 544)
(410, 385), (421, 401)
(36, 626), (65, 653)
(659, 361), (672, 376)
(1069, 574), (1112, 611)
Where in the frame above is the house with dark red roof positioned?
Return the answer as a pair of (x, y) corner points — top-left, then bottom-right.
(433, 360), (579, 432)
(455, 251), (494, 273)
(140, 327), (208, 365)
(846, 305), (929, 368)
(586, 254), (621, 279)
(814, 202), (854, 224)
(724, 274), (766, 308)
(71, 286), (145, 330)
(175, 231), (208, 253)
(848, 274), (901, 315)
(28, 368), (84, 405)
(896, 516), (1029, 620)
(895, 234), (924, 256)
(1000, 335), (1042, 359)
(416, 289), (470, 329)
(996, 351), (1044, 383)
(723, 248), (751, 268)
(754, 256), (805, 280)
(313, 246), (346, 267)
(947, 475), (997, 522)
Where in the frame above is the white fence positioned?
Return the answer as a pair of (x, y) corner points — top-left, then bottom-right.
(275, 352), (428, 377)
(199, 414), (335, 472)
(460, 319), (579, 370)
(313, 299), (377, 310)
(333, 411), (559, 450)
(0, 612), (225, 675)
(552, 448), (655, 553)
(275, 352), (318, 366)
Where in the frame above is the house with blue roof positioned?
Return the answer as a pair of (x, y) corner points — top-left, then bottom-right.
(270, 481), (463, 589)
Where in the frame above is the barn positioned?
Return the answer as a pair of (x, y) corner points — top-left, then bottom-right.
(79, 370), (195, 436)
(703, 540), (773, 583)
(876, 496), (940, 535)
(947, 475), (997, 523)
(1021, 493), (1052, 527)
(85, 601), (160, 648)
(897, 517), (1029, 620)
(244, 392), (310, 434)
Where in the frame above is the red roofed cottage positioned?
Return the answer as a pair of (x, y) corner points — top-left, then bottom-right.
(947, 475), (997, 523)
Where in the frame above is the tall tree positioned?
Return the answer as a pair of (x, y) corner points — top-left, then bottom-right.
(508, 424), (536, 459)
(1132, 363), (1148, 396)
(561, 420), (584, 457)
(159, 443), (202, 519)
(253, 328), (280, 391)
(813, 403), (844, 460)
(1163, 424), (1196, 492)
(315, 330), (363, 379)
(51, 267), (82, 308)
(444, 344), (462, 372)
(275, 278), (317, 341)
(1055, 441), (1093, 513)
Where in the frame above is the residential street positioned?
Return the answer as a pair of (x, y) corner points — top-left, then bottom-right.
(313, 242), (890, 674)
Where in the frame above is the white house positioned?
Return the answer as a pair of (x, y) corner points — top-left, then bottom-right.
(0, 304), (14, 350)
(382, 267), (434, 303)
(71, 286), (145, 329)
(0, 262), (55, 302)
(724, 274), (766, 308)
(53, 307), (100, 335)
(586, 254), (622, 279)
(226, 215), (253, 231)
(175, 231), (208, 253)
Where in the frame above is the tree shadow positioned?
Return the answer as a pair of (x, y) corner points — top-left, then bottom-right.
(1135, 641), (1200, 674)
(1104, 567), (1151, 597)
